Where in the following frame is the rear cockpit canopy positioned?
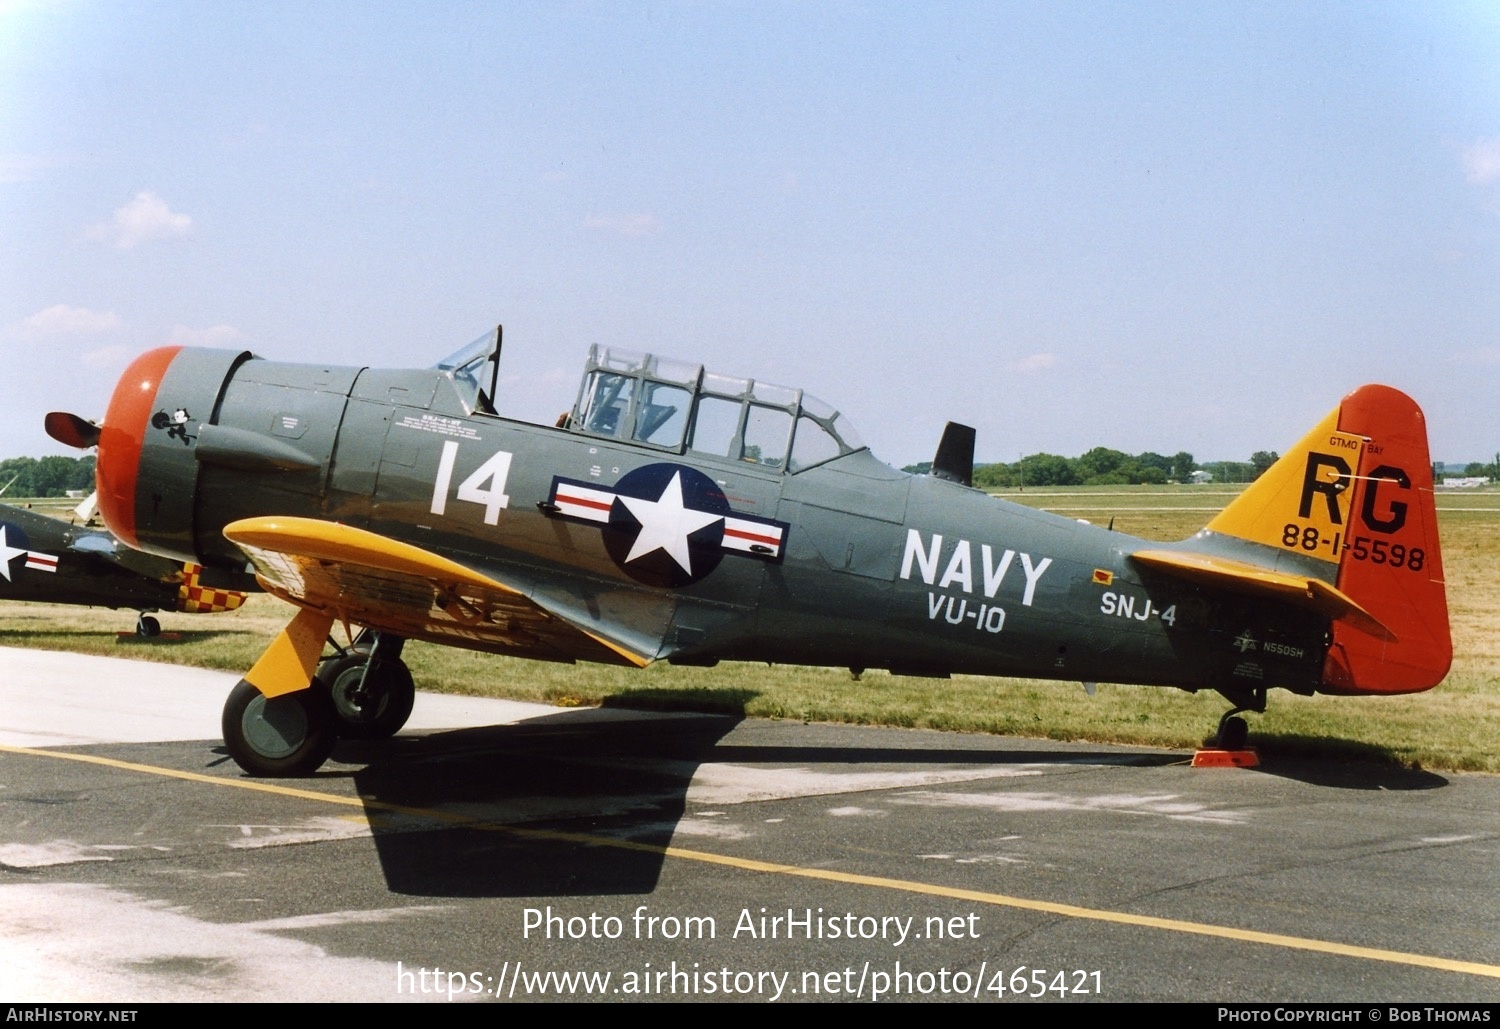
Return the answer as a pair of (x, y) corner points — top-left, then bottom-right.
(570, 345), (865, 473)
(432, 333), (867, 472)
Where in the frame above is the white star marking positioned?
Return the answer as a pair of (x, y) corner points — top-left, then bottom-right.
(617, 471), (722, 574)
(0, 526), (27, 583)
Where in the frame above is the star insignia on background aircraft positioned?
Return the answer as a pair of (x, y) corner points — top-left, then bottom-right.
(0, 503), (246, 635)
(0, 525), (27, 580)
(0, 523), (58, 581)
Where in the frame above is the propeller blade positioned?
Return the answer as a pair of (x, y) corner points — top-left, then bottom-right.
(45, 412), (101, 449)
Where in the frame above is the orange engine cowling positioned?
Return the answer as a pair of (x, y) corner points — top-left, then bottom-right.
(97, 347), (251, 564)
(95, 345), (365, 571)
(97, 346), (183, 551)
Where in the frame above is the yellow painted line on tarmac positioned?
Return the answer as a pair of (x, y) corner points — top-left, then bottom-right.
(5, 742), (1499, 981)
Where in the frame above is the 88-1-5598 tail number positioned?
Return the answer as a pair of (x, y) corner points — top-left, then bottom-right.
(1280, 523), (1425, 571)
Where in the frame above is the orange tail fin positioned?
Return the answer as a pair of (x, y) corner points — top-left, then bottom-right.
(1205, 384), (1450, 695)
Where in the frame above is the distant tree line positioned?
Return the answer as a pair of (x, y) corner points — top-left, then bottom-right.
(903, 449), (1284, 486)
(0, 456), (97, 498)
(972, 449), (1198, 487)
(1195, 452), (1280, 485)
(1458, 455), (1500, 479)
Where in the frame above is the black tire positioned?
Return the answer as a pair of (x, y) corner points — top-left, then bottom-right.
(318, 652), (416, 740)
(1218, 715), (1249, 750)
(136, 614), (161, 638)
(221, 678), (337, 777)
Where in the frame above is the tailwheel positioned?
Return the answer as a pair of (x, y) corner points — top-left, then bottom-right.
(1194, 690), (1263, 766)
(318, 648), (415, 740)
(222, 678), (337, 777)
(1207, 687), (1265, 750)
(1216, 714), (1249, 751)
(136, 614), (161, 637)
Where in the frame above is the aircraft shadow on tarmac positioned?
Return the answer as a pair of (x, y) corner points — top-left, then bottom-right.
(260, 689), (1189, 900)
(208, 692), (1446, 899)
(336, 692), (751, 899)
(1238, 736), (1448, 791)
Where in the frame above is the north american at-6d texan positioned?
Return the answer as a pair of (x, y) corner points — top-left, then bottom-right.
(0, 499), (247, 636)
(46, 328), (1450, 776)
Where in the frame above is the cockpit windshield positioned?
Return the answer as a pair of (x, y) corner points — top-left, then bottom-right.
(791, 394), (865, 472)
(569, 344), (866, 473)
(433, 329), (500, 413)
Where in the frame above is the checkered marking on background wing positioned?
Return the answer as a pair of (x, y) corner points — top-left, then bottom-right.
(176, 563), (247, 613)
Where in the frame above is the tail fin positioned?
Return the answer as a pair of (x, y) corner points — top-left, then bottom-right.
(1204, 384), (1450, 695)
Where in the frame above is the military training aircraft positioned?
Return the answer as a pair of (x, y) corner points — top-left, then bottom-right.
(45, 327), (1450, 776)
(0, 500), (248, 635)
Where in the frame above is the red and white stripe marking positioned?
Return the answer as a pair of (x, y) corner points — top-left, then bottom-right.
(552, 482), (618, 523)
(722, 516), (784, 557)
(25, 552), (58, 573)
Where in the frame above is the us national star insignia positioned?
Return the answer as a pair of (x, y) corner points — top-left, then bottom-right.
(547, 463), (787, 588)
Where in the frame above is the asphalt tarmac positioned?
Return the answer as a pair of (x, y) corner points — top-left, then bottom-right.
(2, 647), (1496, 1004)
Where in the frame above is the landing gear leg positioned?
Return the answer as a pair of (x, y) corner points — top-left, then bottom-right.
(221, 607), (337, 776)
(136, 613), (161, 637)
(318, 631), (415, 740)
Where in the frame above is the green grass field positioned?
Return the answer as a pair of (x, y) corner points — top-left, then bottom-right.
(3, 485), (1496, 771)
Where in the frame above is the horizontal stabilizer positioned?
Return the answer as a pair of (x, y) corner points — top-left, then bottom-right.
(1130, 549), (1395, 641)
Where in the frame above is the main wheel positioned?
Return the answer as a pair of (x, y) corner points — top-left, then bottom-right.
(136, 614), (161, 638)
(317, 652), (416, 740)
(222, 678), (337, 776)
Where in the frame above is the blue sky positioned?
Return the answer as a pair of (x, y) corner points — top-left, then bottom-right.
(3, 1), (1497, 467)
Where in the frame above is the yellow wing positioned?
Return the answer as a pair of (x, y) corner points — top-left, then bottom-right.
(224, 516), (670, 668)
